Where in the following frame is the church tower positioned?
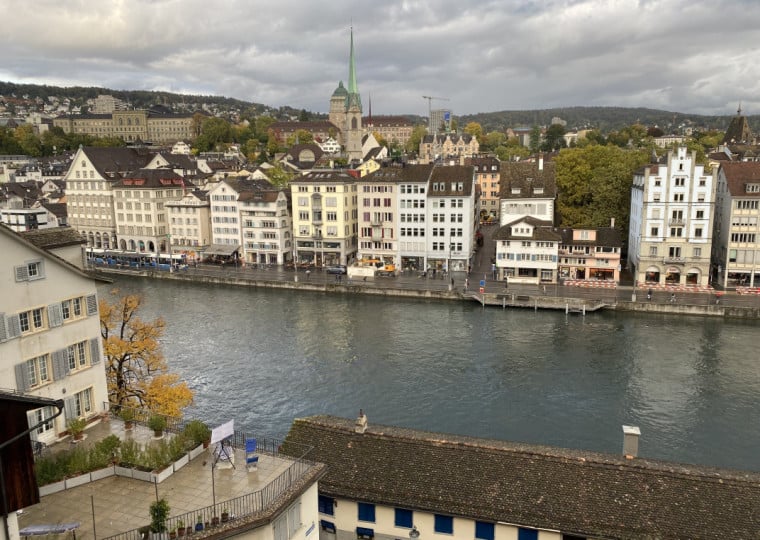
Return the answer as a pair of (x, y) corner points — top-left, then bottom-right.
(344, 28), (363, 163)
(329, 81), (348, 132)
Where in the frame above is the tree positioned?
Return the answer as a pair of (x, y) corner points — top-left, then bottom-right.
(373, 131), (388, 148)
(286, 129), (313, 146)
(405, 124), (427, 153)
(14, 125), (42, 156)
(541, 123), (567, 152)
(528, 125), (542, 154)
(100, 291), (193, 417)
(554, 146), (649, 246)
(463, 122), (483, 141)
(266, 162), (294, 187)
(194, 117), (232, 152)
(482, 131), (506, 152)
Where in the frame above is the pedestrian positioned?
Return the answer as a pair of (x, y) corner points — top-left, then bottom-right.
(647, 288), (652, 301)
(670, 293), (676, 304)
(468, 264), (472, 274)
(305, 269), (311, 280)
(465, 277), (469, 291)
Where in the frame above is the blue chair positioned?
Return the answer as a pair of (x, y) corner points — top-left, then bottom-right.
(245, 438), (259, 471)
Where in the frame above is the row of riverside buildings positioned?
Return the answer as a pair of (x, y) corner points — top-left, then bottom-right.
(9, 140), (759, 290)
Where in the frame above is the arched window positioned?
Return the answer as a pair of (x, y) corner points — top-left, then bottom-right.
(351, 117), (358, 129)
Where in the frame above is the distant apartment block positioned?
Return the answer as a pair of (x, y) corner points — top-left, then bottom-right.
(54, 109), (195, 144)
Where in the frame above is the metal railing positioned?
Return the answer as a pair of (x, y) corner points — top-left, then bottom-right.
(101, 430), (314, 540)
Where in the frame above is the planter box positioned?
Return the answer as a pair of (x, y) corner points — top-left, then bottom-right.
(39, 480), (66, 497)
(133, 469), (153, 482)
(90, 466), (115, 482)
(151, 465), (173, 484)
(188, 444), (205, 460)
(115, 465), (134, 479)
(174, 454), (190, 472)
(65, 473), (91, 489)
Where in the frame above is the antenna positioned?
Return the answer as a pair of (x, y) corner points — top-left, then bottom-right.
(422, 96), (450, 134)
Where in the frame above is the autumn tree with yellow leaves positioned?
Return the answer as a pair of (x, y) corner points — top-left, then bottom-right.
(100, 291), (193, 417)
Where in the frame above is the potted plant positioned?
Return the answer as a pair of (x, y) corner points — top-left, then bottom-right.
(176, 520), (186, 536)
(195, 516), (204, 532)
(183, 420), (211, 448)
(139, 526), (150, 540)
(210, 516), (220, 527)
(149, 498), (170, 535)
(121, 407), (136, 430)
(221, 509), (229, 523)
(169, 528), (177, 540)
(67, 417), (87, 441)
(148, 414), (167, 438)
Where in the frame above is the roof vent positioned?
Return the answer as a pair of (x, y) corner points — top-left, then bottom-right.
(355, 409), (368, 434)
(622, 425), (640, 458)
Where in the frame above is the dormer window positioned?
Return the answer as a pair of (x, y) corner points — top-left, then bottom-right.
(747, 183), (760, 193)
(511, 188), (521, 195)
(534, 187), (544, 195)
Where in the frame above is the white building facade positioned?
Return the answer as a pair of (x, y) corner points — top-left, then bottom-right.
(1, 225), (108, 446)
(628, 147), (716, 287)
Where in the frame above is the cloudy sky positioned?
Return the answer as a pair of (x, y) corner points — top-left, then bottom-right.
(2, 0), (758, 117)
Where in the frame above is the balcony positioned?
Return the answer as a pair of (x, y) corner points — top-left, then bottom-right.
(663, 256), (685, 264)
(668, 218), (685, 226)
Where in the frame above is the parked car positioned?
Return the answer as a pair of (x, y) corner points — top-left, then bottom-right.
(326, 264), (347, 275)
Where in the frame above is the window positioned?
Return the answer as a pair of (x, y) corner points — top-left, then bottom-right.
(649, 246), (658, 256)
(25, 354), (51, 388)
(61, 297), (84, 321)
(394, 509), (413, 528)
(273, 501), (302, 540)
(696, 210), (704, 219)
(66, 341), (89, 370)
(70, 388), (93, 418)
(650, 227), (659, 237)
(669, 247), (681, 258)
(673, 193), (684, 202)
(434, 515), (453, 534)
(517, 529), (538, 540)
(19, 307), (45, 334)
(693, 247), (702, 258)
(475, 522), (495, 540)
(674, 177), (685, 187)
(358, 503), (375, 523)
(670, 228), (683, 237)
(695, 227), (703, 238)
(14, 260), (45, 282)
(318, 496), (334, 516)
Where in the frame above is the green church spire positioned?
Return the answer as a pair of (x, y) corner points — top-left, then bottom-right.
(346, 27), (362, 112)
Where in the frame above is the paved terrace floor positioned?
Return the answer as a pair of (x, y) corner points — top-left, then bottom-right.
(20, 419), (297, 540)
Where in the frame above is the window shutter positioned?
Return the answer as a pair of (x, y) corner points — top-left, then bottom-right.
(48, 303), (63, 328)
(52, 349), (70, 381)
(89, 337), (101, 364)
(86, 294), (98, 316)
(64, 397), (76, 420)
(15, 265), (29, 282)
(15, 363), (30, 392)
(26, 410), (37, 430)
(0, 313), (7, 343)
(6, 315), (21, 339)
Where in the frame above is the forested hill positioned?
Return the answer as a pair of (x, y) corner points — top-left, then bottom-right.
(458, 106), (760, 134)
(3, 80), (758, 133)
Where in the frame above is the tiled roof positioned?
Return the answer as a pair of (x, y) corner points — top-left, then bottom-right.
(364, 115), (413, 126)
(722, 114), (754, 145)
(41, 202), (67, 218)
(465, 156), (500, 171)
(500, 160), (556, 199)
(558, 227), (622, 247)
(293, 170), (357, 184)
(81, 147), (155, 178)
(283, 415), (760, 540)
(21, 226), (83, 249)
(238, 190), (281, 203)
(721, 162), (760, 198)
(269, 121), (338, 132)
(112, 169), (184, 188)
(363, 164), (435, 184)
(428, 165), (474, 196)
(493, 217), (559, 241)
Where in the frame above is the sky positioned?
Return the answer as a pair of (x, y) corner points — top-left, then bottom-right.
(2, 0), (759, 117)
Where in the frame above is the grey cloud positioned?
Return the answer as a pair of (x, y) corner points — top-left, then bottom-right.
(2, 0), (759, 118)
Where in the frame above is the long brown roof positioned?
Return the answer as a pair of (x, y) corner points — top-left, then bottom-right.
(364, 164), (436, 183)
(720, 162), (760, 198)
(282, 415), (760, 540)
(80, 147), (155, 178)
(500, 160), (556, 199)
(428, 165), (474, 196)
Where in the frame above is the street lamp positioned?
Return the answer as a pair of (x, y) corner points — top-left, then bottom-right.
(293, 245), (298, 283)
(448, 241), (454, 291)
(409, 526), (420, 540)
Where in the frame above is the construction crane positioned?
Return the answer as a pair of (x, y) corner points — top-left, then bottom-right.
(422, 95), (450, 134)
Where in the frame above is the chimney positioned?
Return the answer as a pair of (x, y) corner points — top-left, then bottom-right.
(538, 153), (544, 171)
(355, 409), (368, 434)
(610, 217), (615, 228)
(622, 425), (640, 458)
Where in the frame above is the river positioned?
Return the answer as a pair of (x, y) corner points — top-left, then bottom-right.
(101, 277), (760, 472)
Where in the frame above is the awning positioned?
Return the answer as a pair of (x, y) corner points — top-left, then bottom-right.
(204, 244), (240, 257)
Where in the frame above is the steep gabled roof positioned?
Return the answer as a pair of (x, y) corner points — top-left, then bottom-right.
(363, 164), (435, 184)
(283, 415), (760, 540)
(721, 161), (760, 198)
(20, 226), (83, 249)
(500, 160), (556, 199)
(493, 216), (559, 241)
(79, 147), (155, 179)
(428, 165), (474, 196)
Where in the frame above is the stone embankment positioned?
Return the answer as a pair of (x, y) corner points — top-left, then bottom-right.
(92, 268), (760, 320)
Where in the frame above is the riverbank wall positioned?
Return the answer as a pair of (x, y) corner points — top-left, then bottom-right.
(92, 268), (760, 320)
